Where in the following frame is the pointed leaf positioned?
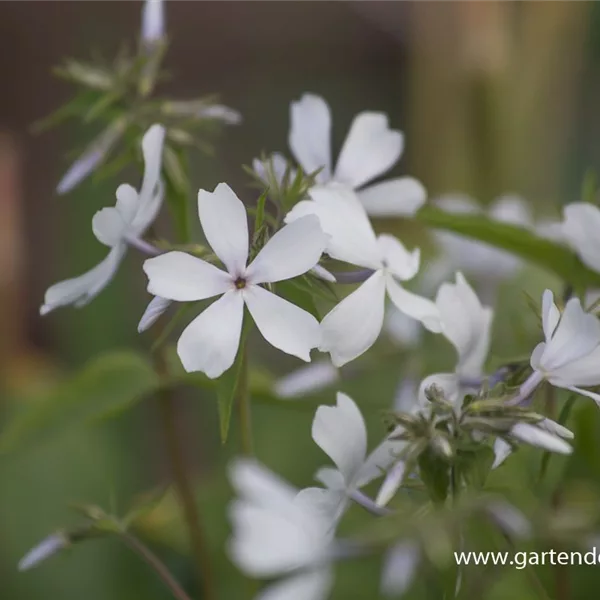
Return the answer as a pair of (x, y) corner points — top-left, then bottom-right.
(415, 205), (600, 288)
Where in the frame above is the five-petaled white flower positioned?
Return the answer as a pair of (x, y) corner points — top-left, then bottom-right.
(286, 185), (439, 366)
(228, 458), (335, 600)
(301, 393), (404, 521)
(561, 202), (600, 275)
(289, 93), (426, 217)
(143, 183), (328, 378)
(41, 124), (165, 315)
(529, 289), (600, 405)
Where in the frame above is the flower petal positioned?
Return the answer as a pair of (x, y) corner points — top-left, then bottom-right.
(334, 112), (403, 188)
(230, 458), (298, 509)
(538, 295), (600, 372)
(92, 207), (127, 247)
(132, 123), (166, 234)
(274, 361), (339, 399)
(141, 0), (165, 44)
(246, 215), (327, 284)
(435, 272), (493, 377)
(198, 183), (249, 276)
(358, 177), (426, 217)
(137, 296), (172, 333)
(40, 245), (126, 315)
(510, 423), (572, 455)
(541, 289), (560, 341)
(243, 285), (321, 361)
(357, 437), (406, 487)
(289, 94), (332, 182)
(563, 202), (600, 274)
(320, 271), (386, 367)
(386, 275), (441, 333)
(177, 291), (244, 378)
(140, 123), (166, 199)
(492, 438), (512, 469)
(143, 251), (232, 301)
(381, 541), (420, 597)
(377, 234), (420, 281)
(285, 185), (382, 270)
(115, 184), (140, 224)
(565, 385), (600, 408)
(375, 461), (406, 507)
(312, 392), (367, 485)
(256, 570), (333, 600)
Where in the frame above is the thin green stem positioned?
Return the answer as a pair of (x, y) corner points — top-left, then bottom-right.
(155, 354), (216, 600)
(120, 531), (194, 600)
(238, 342), (254, 456)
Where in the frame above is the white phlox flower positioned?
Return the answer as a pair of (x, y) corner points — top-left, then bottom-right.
(301, 392), (405, 521)
(228, 459), (335, 600)
(41, 124), (166, 315)
(143, 183), (328, 378)
(530, 289), (600, 405)
(286, 185), (439, 366)
(288, 93), (426, 217)
(561, 202), (600, 275)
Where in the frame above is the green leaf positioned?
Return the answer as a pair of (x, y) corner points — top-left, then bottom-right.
(0, 351), (159, 454)
(275, 279), (320, 318)
(254, 189), (268, 231)
(418, 448), (449, 503)
(216, 341), (246, 444)
(415, 206), (600, 289)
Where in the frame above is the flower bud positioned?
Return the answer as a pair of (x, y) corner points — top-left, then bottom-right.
(18, 533), (68, 571)
(141, 0), (165, 48)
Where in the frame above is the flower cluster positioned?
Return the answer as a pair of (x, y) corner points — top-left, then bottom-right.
(28, 1), (600, 598)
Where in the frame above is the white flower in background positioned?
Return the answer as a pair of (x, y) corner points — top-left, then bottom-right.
(274, 361), (340, 399)
(381, 541), (420, 597)
(42, 124), (165, 314)
(56, 119), (127, 195)
(143, 183), (327, 378)
(427, 194), (532, 296)
(286, 185), (439, 366)
(196, 104), (242, 125)
(529, 289), (600, 405)
(253, 152), (294, 187)
(384, 306), (423, 348)
(18, 533), (68, 571)
(289, 94), (426, 217)
(141, 0), (165, 47)
(562, 202), (600, 274)
(301, 393), (404, 520)
(228, 459), (335, 600)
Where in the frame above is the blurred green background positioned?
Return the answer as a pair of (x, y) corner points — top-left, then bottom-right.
(2, 1), (600, 599)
